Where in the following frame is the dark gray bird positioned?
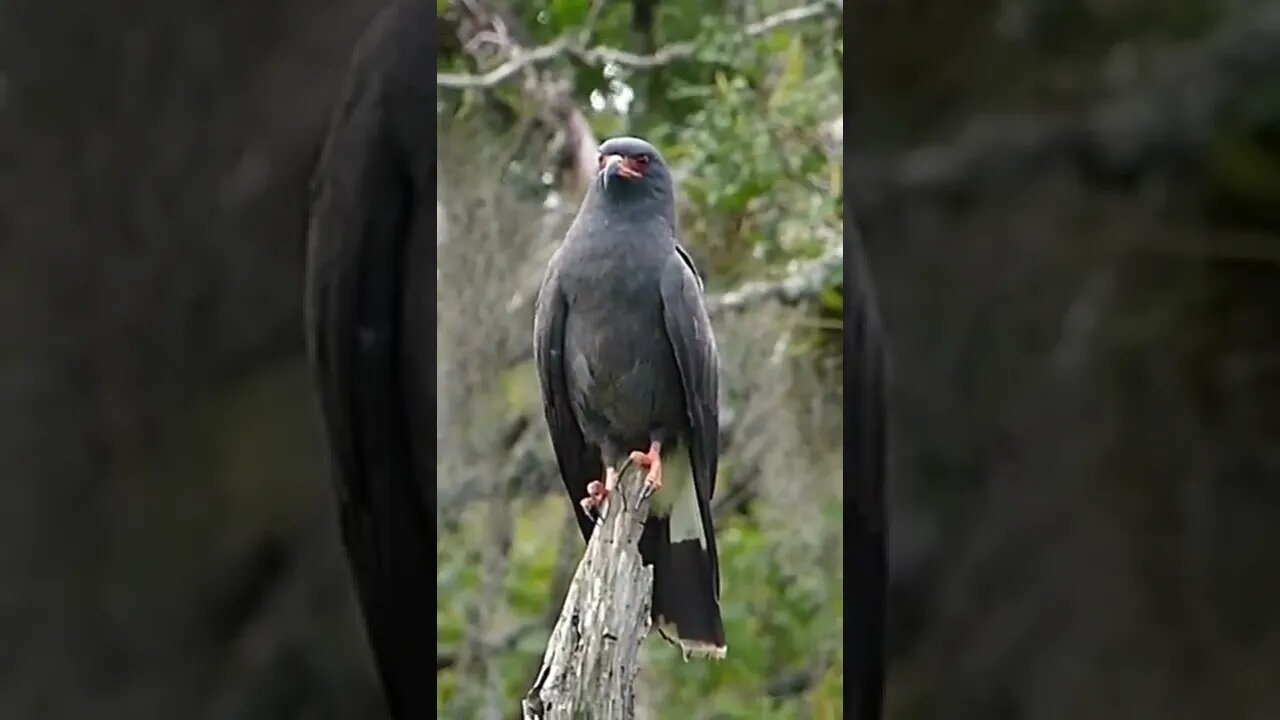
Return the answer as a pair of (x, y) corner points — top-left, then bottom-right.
(533, 136), (726, 657)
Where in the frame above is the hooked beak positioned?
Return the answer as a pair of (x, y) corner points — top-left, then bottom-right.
(602, 154), (643, 188)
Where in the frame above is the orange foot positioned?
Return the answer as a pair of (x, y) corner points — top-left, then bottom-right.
(579, 479), (609, 513)
(629, 441), (664, 493)
(579, 466), (620, 514)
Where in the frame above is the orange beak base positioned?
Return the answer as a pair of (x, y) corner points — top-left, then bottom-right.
(603, 154), (644, 179)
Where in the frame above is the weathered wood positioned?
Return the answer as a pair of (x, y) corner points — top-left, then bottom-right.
(522, 460), (655, 720)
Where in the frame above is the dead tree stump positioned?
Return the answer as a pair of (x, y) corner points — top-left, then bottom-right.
(521, 460), (655, 720)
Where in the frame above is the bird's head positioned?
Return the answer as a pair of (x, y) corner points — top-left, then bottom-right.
(595, 136), (672, 201)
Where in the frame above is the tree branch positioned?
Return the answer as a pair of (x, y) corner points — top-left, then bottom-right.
(438, 1), (839, 89)
(442, 0), (600, 195)
(521, 460), (656, 720)
(705, 246), (843, 316)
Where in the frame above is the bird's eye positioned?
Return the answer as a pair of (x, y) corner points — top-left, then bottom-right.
(597, 154), (606, 169)
(634, 154), (650, 165)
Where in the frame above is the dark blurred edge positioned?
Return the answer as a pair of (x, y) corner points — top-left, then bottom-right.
(843, 5), (888, 716)
(304, 2), (438, 718)
(843, 171), (890, 720)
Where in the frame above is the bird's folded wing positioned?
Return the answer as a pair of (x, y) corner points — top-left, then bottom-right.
(533, 266), (601, 541)
(660, 251), (719, 496)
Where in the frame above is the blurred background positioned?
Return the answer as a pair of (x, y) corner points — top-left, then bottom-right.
(2, 1), (1279, 719)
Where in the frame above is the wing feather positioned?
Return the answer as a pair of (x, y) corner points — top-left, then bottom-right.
(533, 261), (601, 542)
(659, 247), (722, 592)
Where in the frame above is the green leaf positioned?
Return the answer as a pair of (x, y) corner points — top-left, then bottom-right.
(818, 286), (844, 312)
(769, 35), (807, 108)
(546, 0), (590, 31)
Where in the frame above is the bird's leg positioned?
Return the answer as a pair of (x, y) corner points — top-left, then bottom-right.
(579, 466), (619, 515)
(629, 441), (663, 494)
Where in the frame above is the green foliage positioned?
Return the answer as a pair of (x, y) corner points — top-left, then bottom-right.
(1204, 81), (1280, 223)
(644, 511), (844, 717)
(1205, 130), (1280, 212)
(438, 499), (845, 717)
(649, 18), (843, 281)
(440, 0), (843, 287)
(192, 360), (322, 546)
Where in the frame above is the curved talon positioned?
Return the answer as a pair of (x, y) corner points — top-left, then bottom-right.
(629, 442), (664, 493)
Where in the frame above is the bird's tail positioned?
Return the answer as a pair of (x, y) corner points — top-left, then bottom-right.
(639, 454), (726, 659)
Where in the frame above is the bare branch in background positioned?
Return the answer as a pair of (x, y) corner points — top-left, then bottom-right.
(442, 0), (600, 195)
(438, 1), (839, 89)
(706, 247), (843, 316)
(438, 0), (837, 194)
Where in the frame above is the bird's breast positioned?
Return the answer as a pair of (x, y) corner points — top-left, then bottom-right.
(562, 293), (684, 448)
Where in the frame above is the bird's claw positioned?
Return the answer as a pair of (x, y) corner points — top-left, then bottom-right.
(580, 479), (610, 515)
(639, 481), (657, 501)
(629, 448), (663, 495)
(642, 472), (663, 496)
